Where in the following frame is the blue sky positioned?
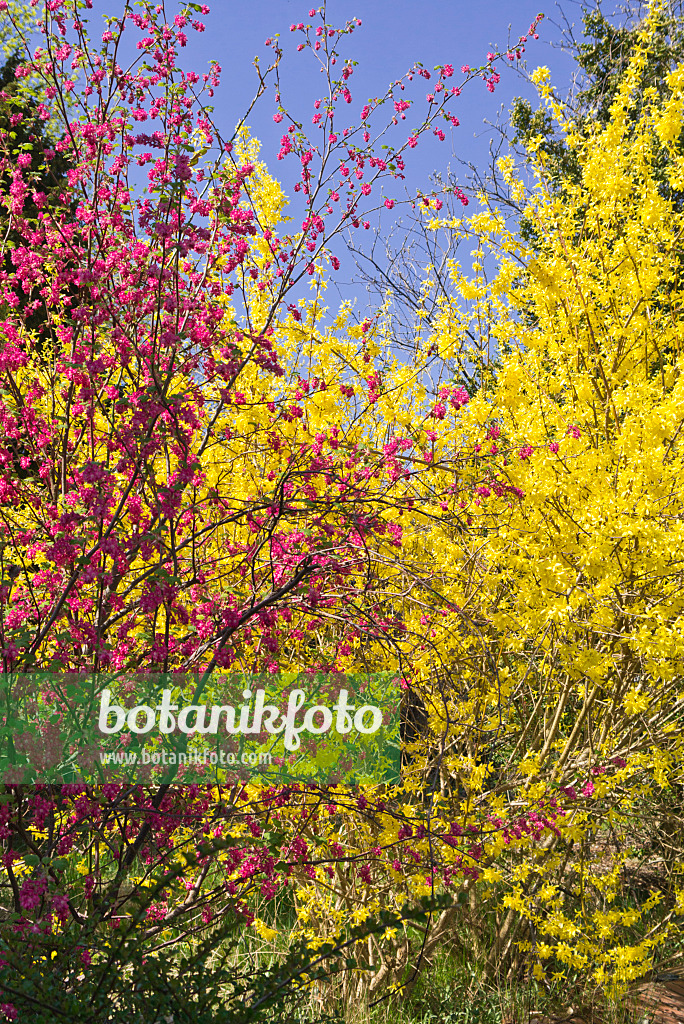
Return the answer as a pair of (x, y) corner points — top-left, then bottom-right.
(184, 0), (578, 192)
(73, 0), (581, 204)
(175, 1), (579, 311)
(73, 0), (583, 319)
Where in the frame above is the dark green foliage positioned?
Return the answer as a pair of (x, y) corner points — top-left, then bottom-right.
(574, 5), (684, 127)
(511, 3), (684, 206)
(0, 877), (454, 1023)
(0, 52), (72, 345)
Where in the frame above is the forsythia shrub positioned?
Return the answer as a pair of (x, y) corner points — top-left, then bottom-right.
(377, 0), (684, 998)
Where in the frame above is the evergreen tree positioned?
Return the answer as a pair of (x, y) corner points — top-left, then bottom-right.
(511, 1), (684, 206)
